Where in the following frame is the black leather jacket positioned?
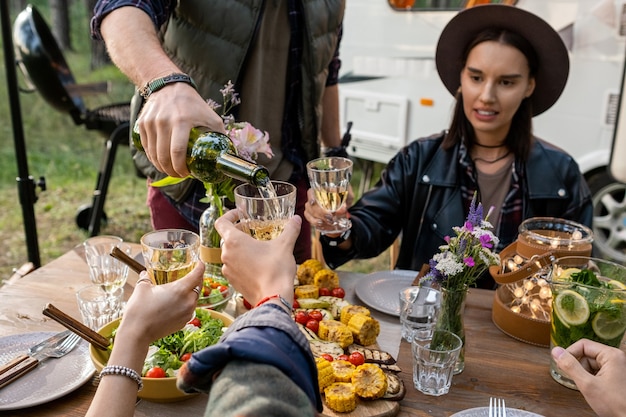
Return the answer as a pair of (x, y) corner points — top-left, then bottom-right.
(323, 132), (593, 274)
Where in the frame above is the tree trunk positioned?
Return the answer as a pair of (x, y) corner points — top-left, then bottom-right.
(49, 0), (72, 51)
(84, 0), (110, 69)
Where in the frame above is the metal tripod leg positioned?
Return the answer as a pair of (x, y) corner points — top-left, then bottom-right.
(87, 122), (130, 236)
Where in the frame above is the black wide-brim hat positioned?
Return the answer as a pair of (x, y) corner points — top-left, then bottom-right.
(435, 4), (569, 116)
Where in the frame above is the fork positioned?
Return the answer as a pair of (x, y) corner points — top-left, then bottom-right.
(489, 397), (507, 417)
(0, 332), (81, 388)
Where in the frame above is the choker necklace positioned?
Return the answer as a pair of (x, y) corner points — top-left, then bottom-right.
(473, 151), (512, 164)
(474, 142), (506, 148)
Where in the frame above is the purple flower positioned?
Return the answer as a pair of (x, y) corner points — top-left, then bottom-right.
(463, 257), (475, 267)
(444, 236), (451, 243)
(480, 234), (493, 248)
(466, 194), (484, 227)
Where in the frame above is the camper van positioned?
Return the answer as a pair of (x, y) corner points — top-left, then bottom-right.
(338, 0), (626, 263)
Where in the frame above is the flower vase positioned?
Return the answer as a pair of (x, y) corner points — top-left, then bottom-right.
(435, 286), (468, 374)
(199, 192), (226, 282)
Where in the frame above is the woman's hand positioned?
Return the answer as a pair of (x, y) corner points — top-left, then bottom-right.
(551, 339), (626, 417)
(214, 210), (302, 307)
(303, 188), (350, 236)
(117, 262), (205, 346)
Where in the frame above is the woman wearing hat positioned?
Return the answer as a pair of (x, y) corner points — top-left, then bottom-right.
(305, 4), (592, 289)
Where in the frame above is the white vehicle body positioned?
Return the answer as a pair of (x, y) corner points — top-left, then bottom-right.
(338, 0), (626, 262)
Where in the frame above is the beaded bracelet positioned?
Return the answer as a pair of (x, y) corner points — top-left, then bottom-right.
(100, 365), (143, 391)
(255, 294), (293, 312)
(138, 73), (198, 99)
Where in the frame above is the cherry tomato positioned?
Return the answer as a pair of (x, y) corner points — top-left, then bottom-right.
(337, 354), (350, 362)
(217, 285), (229, 294)
(292, 299), (300, 309)
(295, 311), (309, 325)
(145, 367), (166, 378)
(348, 351), (365, 367)
(319, 287), (331, 296)
(202, 287), (211, 297)
(180, 352), (192, 362)
(243, 298), (253, 310)
(320, 354), (334, 362)
(331, 287), (346, 298)
(305, 319), (320, 334)
(308, 310), (324, 322)
(188, 317), (201, 327)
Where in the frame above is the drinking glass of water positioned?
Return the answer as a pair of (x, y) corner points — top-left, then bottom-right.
(234, 181), (297, 240)
(306, 156), (353, 234)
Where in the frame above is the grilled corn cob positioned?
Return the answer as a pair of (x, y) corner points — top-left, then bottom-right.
(316, 357), (335, 392)
(318, 319), (354, 349)
(324, 382), (357, 413)
(331, 360), (356, 382)
(294, 284), (319, 299)
(297, 259), (324, 285)
(351, 363), (388, 399)
(348, 313), (380, 346)
(313, 269), (340, 290)
(340, 304), (370, 325)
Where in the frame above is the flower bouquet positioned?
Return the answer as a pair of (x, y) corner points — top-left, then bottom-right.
(420, 193), (500, 373)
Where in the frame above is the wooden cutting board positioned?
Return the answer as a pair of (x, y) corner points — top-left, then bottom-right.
(321, 399), (399, 417)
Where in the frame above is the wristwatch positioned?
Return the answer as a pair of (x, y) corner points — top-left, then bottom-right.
(320, 229), (351, 247)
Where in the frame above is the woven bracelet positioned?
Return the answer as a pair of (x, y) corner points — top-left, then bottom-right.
(100, 365), (143, 391)
(138, 73), (198, 99)
(255, 294), (293, 312)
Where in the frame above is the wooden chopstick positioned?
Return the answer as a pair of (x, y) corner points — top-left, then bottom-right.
(42, 304), (111, 351)
(110, 246), (146, 275)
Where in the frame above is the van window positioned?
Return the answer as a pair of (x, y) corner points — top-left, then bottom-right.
(388, 0), (517, 11)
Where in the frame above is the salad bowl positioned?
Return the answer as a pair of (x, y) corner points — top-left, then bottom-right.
(89, 309), (234, 402)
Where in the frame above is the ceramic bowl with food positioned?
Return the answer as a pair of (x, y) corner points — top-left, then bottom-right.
(89, 309), (234, 402)
(197, 281), (234, 311)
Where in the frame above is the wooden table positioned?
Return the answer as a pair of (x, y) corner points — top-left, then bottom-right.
(0, 245), (607, 416)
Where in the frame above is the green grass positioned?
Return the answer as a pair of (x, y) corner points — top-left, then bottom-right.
(0, 2), (390, 283)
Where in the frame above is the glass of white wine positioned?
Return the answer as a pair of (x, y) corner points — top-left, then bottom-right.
(83, 235), (132, 293)
(234, 181), (297, 241)
(140, 229), (200, 285)
(306, 156), (353, 234)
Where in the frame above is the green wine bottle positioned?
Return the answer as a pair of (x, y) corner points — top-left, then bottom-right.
(132, 125), (270, 186)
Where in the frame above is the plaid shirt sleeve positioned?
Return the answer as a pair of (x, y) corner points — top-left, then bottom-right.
(90, 0), (176, 39)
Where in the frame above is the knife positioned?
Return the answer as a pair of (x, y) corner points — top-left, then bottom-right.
(0, 330), (71, 376)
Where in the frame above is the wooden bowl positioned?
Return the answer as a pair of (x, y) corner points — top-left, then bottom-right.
(89, 309), (234, 402)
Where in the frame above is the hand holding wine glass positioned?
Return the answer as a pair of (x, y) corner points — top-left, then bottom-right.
(306, 157), (353, 234)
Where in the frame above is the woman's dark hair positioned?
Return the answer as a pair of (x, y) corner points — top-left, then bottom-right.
(442, 28), (538, 161)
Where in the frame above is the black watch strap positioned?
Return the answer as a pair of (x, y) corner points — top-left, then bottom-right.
(319, 229), (351, 247)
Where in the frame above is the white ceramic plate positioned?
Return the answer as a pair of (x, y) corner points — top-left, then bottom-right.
(354, 270), (418, 316)
(451, 407), (544, 417)
(0, 332), (95, 410)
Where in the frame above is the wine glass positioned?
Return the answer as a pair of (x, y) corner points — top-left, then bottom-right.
(83, 235), (132, 293)
(306, 156), (353, 234)
(140, 229), (200, 285)
(234, 181), (297, 240)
